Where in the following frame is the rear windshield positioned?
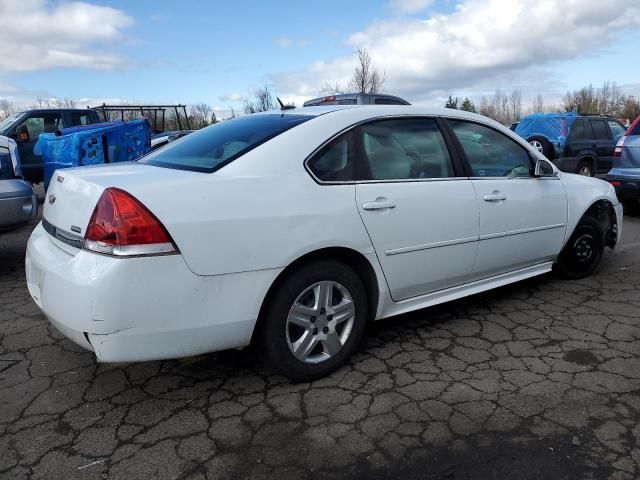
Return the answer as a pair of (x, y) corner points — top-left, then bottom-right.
(139, 114), (312, 172)
(0, 147), (14, 179)
(630, 120), (640, 136)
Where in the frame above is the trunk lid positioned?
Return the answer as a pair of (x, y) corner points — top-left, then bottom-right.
(42, 162), (202, 242)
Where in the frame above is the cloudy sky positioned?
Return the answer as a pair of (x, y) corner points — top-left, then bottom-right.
(1, 0), (639, 115)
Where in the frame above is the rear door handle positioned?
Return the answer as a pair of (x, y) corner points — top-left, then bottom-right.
(362, 199), (396, 210)
(483, 193), (507, 202)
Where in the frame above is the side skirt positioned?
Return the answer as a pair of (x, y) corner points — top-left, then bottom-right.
(377, 262), (553, 320)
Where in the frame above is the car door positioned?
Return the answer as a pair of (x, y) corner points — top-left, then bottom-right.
(446, 119), (567, 279)
(588, 118), (615, 173)
(354, 117), (479, 301)
(14, 112), (64, 183)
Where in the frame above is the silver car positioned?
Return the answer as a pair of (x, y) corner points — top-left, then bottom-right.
(0, 135), (37, 230)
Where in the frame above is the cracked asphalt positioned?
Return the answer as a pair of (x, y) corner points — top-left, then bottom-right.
(1, 211), (640, 480)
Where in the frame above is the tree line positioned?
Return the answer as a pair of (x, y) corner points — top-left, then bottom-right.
(445, 81), (640, 125)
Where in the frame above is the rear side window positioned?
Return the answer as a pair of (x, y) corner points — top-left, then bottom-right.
(307, 132), (354, 182)
(359, 118), (454, 180)
(0, 147), (14, 179)
(607, 120), (626, 141)
(449, 120), (532, 177)
(590, 119), (609, 140)
(140, 114), (311, 172)
(70, 112), (94, 126)
(569, 119), (587, 140)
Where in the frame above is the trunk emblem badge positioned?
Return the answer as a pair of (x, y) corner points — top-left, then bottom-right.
(56, 175), (64, 183)
(48, 194), (56, 205)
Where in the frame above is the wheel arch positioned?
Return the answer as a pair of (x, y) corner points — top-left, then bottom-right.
(566, 199), (618, 249)
(250, 247), (381, 345)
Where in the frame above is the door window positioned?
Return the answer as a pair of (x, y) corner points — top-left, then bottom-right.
(569, 119), (587, 140)
(590, 119), (609, 140)
(15, 114), (64, 143)
(307, 131), (354, 182)
(70, 112), (94, 126)
(607, 120), (626, 141)
(448, 120), (532, 177)
(359, 118), (454, 180)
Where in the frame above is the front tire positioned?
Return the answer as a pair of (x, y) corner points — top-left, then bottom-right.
(260, 260), (368, 382)
(554, 216), (604, 280)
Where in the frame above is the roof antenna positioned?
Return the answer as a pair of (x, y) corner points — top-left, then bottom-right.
(277, 97), (295, 111)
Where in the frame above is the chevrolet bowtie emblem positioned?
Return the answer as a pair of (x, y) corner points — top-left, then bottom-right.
(48, 194), (56, 205)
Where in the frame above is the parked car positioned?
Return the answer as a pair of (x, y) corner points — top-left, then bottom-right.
(26, 106), (622, 382)
(515, 113), (627, 176)
(303, 93), (410, 106)
(608, 115), (640, 211)
(150, 130), (193, 151)
(0, 135), (37, 231)
(0, 109), (101, 184)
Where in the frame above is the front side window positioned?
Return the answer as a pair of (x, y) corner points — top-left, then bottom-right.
(71, 112), (94, 126)
(140, 114), (311, 172)
(307, 131), (354, 182)
(359, 118), (454, 180)
(449, 120), (532, 178)
(15, 114), (64, 143)
(0, 147), (14, 179)
(590, 119), (609, 140)
(607, 120), (626, 141)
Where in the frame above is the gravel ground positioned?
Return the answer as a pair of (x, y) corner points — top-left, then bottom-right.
(1, 209), (640, 480)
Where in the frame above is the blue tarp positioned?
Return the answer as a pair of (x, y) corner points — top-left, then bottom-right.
(514, 112), (578, 147)
(35, 119), (150, 189)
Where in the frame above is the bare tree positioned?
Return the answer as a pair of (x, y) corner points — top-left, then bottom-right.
(532, 93), (545, 113)
(190, 103), (213, 129)
(0, 98), (16, 120)
(244, 85), (276, 114)
(509, 89), (522, 124)
(348, 48), (385, 94)
(320, 48), (386, 95)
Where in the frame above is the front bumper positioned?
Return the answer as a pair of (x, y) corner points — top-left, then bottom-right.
(25, 223), (281, 362)
(0, 179), (37, 228)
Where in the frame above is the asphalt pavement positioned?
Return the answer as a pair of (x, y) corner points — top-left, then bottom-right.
(1, 210), (640, 479)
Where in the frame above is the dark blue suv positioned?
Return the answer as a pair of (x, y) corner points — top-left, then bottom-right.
(515, 113), (627, 176)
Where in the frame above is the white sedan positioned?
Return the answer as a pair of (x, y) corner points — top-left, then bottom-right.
(25, 106), (622, 381)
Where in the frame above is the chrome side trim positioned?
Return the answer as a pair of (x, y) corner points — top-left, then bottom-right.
(385, 236), (478, 256)
(479, 223), (566, 241)
(384, 223), (565, 256)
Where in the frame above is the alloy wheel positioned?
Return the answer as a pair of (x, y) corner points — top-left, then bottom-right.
(529, 140), (544, 154)
(286, 281), (355, 364)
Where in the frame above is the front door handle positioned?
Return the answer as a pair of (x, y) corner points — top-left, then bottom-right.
(483, 192), (507, 202)
(362, 198), (396, 210)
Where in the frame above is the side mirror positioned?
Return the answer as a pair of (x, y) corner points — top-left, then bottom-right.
(534, 158), (557, 177)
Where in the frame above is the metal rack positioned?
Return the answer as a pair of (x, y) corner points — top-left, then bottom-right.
(89, 104), (191, 132)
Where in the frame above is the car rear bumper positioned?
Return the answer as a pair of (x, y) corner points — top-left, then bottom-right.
(613, 180), (640, 202)
(0, 179), (37, 228)
(25, 222), (281, 362)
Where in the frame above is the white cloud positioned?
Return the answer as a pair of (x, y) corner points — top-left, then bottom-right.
(0, 0), (133, 73)
(274, 37), (309, 48)
(219, 92), (246, 103)
(269, 0), (640, 104)
(390, 0), (433, 15)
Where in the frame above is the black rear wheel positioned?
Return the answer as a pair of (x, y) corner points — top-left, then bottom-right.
(576, 160), (593, 177)
(554, 216), (604, 280)
(260, 260), (368, 382)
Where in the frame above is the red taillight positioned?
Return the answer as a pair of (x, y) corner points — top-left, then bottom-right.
(84, 188), (177, 256)
(613, 136), (626, 158)
(610, 180), (621, 187)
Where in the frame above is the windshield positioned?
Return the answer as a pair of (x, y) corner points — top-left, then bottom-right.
(139, 114), (312, 172)
(0, 113), (22, 133)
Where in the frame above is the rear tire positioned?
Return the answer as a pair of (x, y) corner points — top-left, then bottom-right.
(260, 260), (368, 382)
(554, 216), (604, 280)
(576, 160), (593, 177)
(528, 136), (553, 160)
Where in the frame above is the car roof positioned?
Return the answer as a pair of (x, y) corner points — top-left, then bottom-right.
(270, 105), (492, 121)
(17, 108), (95, 115)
